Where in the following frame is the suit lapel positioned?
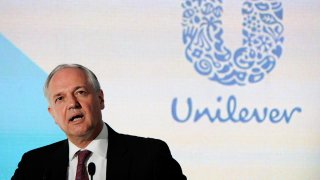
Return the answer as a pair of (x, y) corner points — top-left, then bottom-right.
(48, 140), (69, 180)
(106, 124), (130, 180)
(42, 125), (129, 180)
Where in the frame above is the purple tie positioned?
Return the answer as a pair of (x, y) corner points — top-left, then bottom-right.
(75, 150), (91, 180)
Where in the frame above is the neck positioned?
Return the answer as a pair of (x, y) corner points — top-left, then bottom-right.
(69, 122), (104, 149)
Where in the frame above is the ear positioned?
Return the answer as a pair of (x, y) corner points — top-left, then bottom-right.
(98, 90), (105, 110)
(48, 106), (58, 124)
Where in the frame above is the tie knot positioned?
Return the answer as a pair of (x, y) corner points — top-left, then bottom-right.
(77, 150), (91, 165)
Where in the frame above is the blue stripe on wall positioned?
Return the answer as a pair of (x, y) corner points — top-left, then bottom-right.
(0, 34), (65, 179)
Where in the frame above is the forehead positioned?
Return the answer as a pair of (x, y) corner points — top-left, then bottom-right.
(48, 68), (90, 92)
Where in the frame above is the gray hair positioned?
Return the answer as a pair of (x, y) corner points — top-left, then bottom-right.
(44, 64), (101, 99)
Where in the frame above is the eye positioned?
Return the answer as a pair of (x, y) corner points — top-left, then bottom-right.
(55, 96), (63, 103)
(76, 90), (88, 96)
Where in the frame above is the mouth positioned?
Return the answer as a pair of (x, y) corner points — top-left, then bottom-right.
(69, 114), (84, 122)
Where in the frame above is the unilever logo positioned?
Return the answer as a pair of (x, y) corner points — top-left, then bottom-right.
(171, 0), (302, 124)
(182, 0), (284, 86)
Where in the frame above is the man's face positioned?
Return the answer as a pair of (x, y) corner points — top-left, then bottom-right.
(47, 68), (104, 142)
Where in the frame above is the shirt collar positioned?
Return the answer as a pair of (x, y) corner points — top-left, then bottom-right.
(68, 123), (109, 161)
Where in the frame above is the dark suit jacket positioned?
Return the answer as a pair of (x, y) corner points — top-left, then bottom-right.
(12, 124), (187, 180)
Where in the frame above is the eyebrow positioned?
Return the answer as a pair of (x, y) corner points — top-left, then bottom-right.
(51, 86), (87, 99)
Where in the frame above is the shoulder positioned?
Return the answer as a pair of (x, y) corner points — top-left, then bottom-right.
(116, 134), (187, 179)
(118, 133), (169, 151)
(19, 139), (68, 165)
(12, 139), (68, 179)
(106, 125), (187, 179)
(24, 139), (67, 157)
(107, 124), (169, 153)
(115, 133), (175, 163)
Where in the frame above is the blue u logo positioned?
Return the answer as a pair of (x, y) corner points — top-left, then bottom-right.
(182, 0), (284, 86)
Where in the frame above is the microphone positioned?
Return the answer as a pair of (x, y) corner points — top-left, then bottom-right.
(88, 162), (96, 180)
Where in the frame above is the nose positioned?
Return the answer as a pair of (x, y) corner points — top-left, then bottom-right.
(67, 95), (81, 110)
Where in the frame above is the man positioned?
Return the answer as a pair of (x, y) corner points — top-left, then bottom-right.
(12, 64), (186, 180)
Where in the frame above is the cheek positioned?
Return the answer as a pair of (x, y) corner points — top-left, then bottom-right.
(51, 107), (67, 123)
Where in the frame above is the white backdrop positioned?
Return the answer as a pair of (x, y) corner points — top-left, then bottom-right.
(1, 0), (320, 179)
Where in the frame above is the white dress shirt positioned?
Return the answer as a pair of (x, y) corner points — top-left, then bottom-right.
(68, 123), (108, 180)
